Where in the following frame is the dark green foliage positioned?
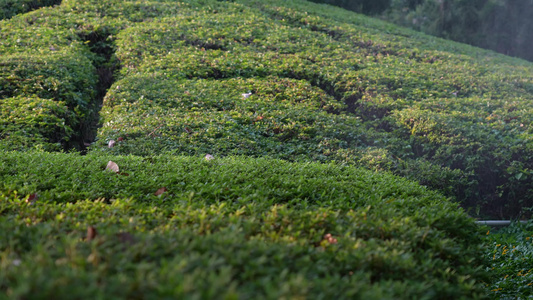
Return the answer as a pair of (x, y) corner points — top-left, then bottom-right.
(0, 96), (75, 151)
(0, 0), (532, 296)
(0, 0), (60, 20)
(0, 51), (97, 109)
(0, 0), (531, 216)
(87, 0), (533, 217)
(306, 0), (533, 62)
(0, 152), (487, 299)
(97, 75), (362, 159)
(484, 222), (533, 299)
(0, 50), (98, 149)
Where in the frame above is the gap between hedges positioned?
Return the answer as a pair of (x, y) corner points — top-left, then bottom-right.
(76, 28), (119, 153)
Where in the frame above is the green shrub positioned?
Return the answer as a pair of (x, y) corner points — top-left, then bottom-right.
(96, 75), (361, 159)
(0, 51), (97, 109)
(0, 0), (60, 20)
(99, 1), (533, 217)
(0, 50), (98, 149)
(1, 0), (531, 216)
(484, 222), (533, 299)
(0, 96), (75, 151)
(0, 151), (487, 298)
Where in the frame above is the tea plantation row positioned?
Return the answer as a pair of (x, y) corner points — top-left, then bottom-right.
(2, 0), (530, 217)
(0, 152), (487, 298)
(0, 0), (60, 20)
(0, 0), (532, 298)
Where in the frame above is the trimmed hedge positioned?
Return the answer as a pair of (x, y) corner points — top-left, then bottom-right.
(0, 51), (96, 109)
(484, 222), (533, 299)
(0, 0), (60, 20)
(0, 50), (98, 149)
(1, 0), (531, 216)
(0, 96), (75, 151)
(2, 0), (529, 296)
(89, 0), (533, 217)
(0, 151), (487, 299)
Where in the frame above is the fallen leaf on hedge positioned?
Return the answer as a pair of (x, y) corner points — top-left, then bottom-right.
(253, 115), (264, 124)
(106, 161), (119, 173)
(25, 193), (38, 205)
(205, 154), (214, 161)
(108, 140), (116, 148)
(242, 92), (252, 99)
(117, 137), (124, 142)
(87, 226), (97, 241)
(154, 187), (168, 196)
(323, 233), (338, 244)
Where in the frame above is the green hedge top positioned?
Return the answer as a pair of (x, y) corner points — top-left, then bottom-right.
(0, 0), (532, 215)
(99, 3), (533, 216)
(0, 151), (487, 299)
(0, 0), (60, 20)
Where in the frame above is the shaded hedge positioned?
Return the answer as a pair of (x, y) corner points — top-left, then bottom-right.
(0, 96), (75, 151)
(0, 0), (60, 20)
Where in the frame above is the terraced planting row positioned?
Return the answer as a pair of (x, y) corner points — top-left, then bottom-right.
(0, 0), (61, 20)
(0, 152), (487, 298)
(0, 0), (532, 298)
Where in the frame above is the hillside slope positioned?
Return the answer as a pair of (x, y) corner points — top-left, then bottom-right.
(1, 0), (531, 217)
(0, 0), (531, 298)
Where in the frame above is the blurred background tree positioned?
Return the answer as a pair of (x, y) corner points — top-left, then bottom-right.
(309, 0), (533, 62)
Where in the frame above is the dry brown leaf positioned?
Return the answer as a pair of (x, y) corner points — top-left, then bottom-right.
(323, 233), (338, 244)
(25, 193), (38, 205)
(117, 137), (124, 142)
(87, 226), (98, 241)
(154, 187), (168, 196)
(105, 161), (119, 173)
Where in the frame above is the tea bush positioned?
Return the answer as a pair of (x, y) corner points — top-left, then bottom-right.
(0, 0), (60, 20)
(0, 96), (75, 151)
(0, 50), (98, 149)
(1, 0), (532, 296)
(484, 222), (533, 299)
(0, 0), (529, 215)
(89, 0), (533, 217)
(0, 151), (487, 299)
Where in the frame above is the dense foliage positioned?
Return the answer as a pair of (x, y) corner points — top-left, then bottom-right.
(0, 0), (60, 20)
(98, 0), (532, 217)
(484, 222), (533, 299)
(0, 0), (531, 216)
(0, 152), (487, 298)
(0, 0), (532, 297)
